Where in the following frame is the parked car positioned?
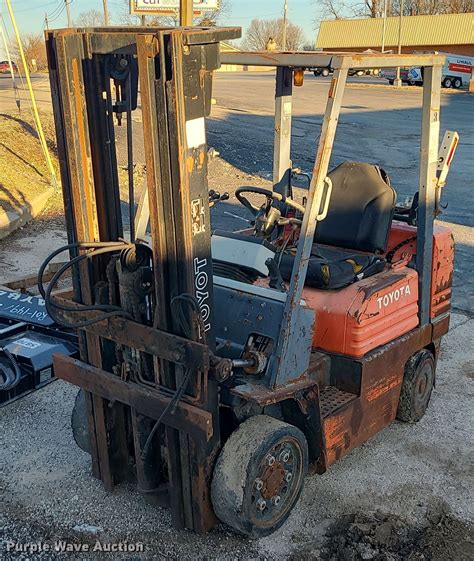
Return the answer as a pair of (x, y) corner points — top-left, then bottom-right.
(0, 60), (18, 74)
(380, 67), (421, 86)
(312, 67), (375, 77)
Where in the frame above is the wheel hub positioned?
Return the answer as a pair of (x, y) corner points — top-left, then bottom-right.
(261, 462), (286, 499)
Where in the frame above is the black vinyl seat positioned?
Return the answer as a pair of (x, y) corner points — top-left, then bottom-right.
(280, 162), (396, 290)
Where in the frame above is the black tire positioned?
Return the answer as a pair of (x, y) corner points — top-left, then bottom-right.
(397, 349), (435, 423)
(443, 77), (453, 88)
(321, 68), (330, 77)
(71, 389), (90, 453)
(211, 415), (308, 537)
(453, 78), (462, 89)
(313, 70), (321, 77)
(389, 79), (394, 85)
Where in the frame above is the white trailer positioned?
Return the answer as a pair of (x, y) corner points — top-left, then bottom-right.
(381, 52), (473, 89)
(440, 53), (473, 89)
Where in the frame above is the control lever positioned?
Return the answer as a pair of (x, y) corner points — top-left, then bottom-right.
(291, 167), (311, 188)
(266, 258), (286, 293)
(209, 190), (230, 208)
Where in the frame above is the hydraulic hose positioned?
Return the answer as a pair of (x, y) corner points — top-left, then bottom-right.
(0, 348), (22, 391)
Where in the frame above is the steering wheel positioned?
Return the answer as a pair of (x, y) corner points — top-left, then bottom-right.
(235, 186), (305, 225)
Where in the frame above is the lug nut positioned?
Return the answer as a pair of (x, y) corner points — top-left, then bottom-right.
(255, 478), (264, 491)
(256, 498), (266, 512)
(272, 495), (281, 506)
(285, 471), (293, 482)
(265, 454), (276, 466)
(279, 450), (291, 462)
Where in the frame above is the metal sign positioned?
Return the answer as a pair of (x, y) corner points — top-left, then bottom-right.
(0, 289), (53, 326)
(130, 0), (220, 15)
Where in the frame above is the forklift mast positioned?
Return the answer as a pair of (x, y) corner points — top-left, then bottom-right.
(46, 25), (240, 532)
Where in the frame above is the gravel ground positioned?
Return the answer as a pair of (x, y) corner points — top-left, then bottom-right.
(0, 311), (472, 560)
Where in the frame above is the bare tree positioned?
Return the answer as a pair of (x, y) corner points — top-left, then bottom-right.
(322, 0), (347, 18)
(320, 0), (473, 18)
(242, 19), (306, 51)
(75, 9), (105, 27)
(11, 33), (47, 72)
(390, 0), (474, 14)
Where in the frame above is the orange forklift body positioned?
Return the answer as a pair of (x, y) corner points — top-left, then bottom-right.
(303, 223), (454, 359)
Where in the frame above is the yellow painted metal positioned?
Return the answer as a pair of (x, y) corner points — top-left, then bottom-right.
(180, 0), (193, 26)
(316, 13), (474, 49)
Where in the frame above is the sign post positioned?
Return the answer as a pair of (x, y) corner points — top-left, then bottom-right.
(180, 0), (193, 25)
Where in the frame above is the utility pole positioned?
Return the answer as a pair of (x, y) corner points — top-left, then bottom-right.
(282, 0), (288, 51)
(65, 0), (72, 28)
(180, 0), (193, 26)
(4, 0), (58, 188)
(381, 0), (387, 53)
(44, 13), (49, 30)
(394, 0), (404, 86)
(102, 0), (109, 26)
(0, 16), (18, 104)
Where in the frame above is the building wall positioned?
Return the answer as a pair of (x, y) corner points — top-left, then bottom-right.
(320, 44), (474, 57)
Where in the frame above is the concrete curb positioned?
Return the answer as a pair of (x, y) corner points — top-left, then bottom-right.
(0, 187), (54, 241)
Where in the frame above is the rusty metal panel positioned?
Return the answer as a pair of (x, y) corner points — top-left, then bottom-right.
(54, 355), (214, 440)
(322, 324), (434, 466)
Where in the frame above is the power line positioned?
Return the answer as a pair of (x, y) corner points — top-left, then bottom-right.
(47, 4), (66, 23)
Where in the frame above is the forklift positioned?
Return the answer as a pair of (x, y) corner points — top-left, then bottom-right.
(43, 27), (457, 537)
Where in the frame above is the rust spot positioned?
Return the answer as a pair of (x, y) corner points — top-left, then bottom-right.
(261, 461), (286, 499)
(365, 373), (401, 402)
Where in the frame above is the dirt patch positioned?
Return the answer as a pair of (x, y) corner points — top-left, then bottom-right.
(291, 508), (474, 561)
(0, 111), (60, 216)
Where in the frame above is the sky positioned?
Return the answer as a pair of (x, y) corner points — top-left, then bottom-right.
(0, 0), (322, 59)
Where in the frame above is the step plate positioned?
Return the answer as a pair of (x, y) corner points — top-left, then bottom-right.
(320, 386), (357, 418)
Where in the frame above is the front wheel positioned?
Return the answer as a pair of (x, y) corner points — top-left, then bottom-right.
(211, 415), (308, 537)
(397, 349), (435, 423)
(443, 77), (453, 88)
(321, 68), (330, 77)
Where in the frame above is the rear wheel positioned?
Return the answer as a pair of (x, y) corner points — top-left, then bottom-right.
(453, 77), (462, 89)
(313, 70), (321, 77)
(443, 77), (453, 88)
(321, 68), (330, 77)
(397, 349), (435, 423)
(211, 415), (308, 537)
(71, 389), (90, 453)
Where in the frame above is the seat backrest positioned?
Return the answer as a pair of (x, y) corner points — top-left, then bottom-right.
(314, 161), (396, 253)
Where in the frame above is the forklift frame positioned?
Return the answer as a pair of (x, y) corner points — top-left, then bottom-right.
(44, 27), (447, 533)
